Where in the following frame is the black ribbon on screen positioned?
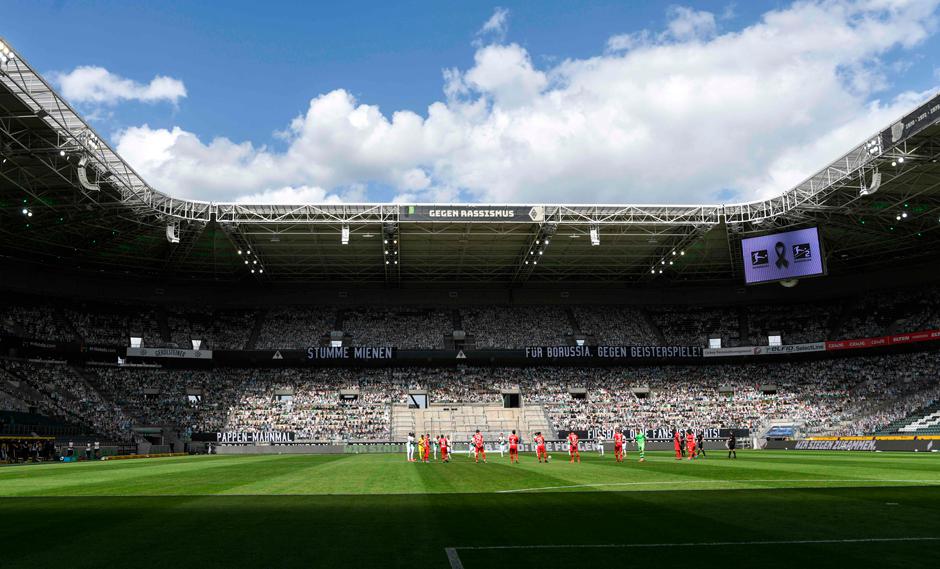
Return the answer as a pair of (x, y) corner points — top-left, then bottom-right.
(774, 241), (789, 269)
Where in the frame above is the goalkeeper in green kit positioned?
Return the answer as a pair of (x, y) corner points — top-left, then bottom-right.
(635, 429), (646, 462)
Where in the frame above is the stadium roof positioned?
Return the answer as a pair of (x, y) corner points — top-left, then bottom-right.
(2, 38), (940, 285)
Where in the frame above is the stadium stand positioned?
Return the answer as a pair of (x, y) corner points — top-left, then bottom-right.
(1, 347), (936, 443)
(254, 307), (333, 349)
(4, 289), (940, 349)
(345, 307), (451, 349)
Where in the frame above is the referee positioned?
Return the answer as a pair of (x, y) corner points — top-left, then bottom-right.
(727, 432), (737, 459)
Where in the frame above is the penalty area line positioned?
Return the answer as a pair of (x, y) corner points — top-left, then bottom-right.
(445, 536), (940, 565)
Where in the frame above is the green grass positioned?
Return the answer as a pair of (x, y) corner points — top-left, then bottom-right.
(1, 451), (939, 568)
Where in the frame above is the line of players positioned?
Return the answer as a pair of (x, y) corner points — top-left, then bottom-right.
(405, 428), (679, 464)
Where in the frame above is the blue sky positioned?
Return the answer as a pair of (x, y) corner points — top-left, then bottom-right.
(4, 0), (940, 204)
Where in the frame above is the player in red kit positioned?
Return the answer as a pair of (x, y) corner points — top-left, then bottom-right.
(686, 429), (696, 460)
(472, 430), (486, 463)
(613, 429), (625, 463)
(439, 434), (449, 463)
(508, 430), (520, 463)
(673, 430), (682, 460)
(534, 432), (547, 463)
(567, 431), (580, 463)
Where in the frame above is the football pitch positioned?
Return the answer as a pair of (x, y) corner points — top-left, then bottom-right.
(1, 450), (939, 568)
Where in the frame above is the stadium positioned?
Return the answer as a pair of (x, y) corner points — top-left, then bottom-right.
(3, 4), (940, 568)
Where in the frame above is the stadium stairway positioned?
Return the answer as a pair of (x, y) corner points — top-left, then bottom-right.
(391, 403), (552, 442)
(889, 400), (940, 435)
(641, 308), (666, 344)
(79, 367), (145, 428)
(54, 306), (81, 343)
(245, 309), (267, 350)
(390, 405), (416, 439)
(156, 308), (171, 345)
(565, 308), (582, 336)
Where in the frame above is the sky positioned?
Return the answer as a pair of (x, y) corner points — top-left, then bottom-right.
(4, 0), (940, 205)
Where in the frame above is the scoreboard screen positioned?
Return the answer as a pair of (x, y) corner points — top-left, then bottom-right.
(741, 226), (825, 285)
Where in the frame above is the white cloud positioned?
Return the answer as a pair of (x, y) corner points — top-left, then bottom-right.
(607, 6), (717, 51)
(234, 185), (349, 204)
(463, 44), (547, 108)
(53, 66), (186, 105)
(478, 7), (510, 41)
(665, 6), (717, 40)
(114, 0), (940, 205)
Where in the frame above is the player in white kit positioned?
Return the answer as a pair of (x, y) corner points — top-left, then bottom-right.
(498, 433), (506, 458)
(406, 432), (415, 462)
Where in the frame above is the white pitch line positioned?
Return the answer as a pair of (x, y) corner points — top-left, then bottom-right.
(444, 547), (465, 569)
(449, 536), (940, 554)
(496, 479), (940, 493)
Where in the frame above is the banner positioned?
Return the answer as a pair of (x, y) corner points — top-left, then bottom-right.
(759, 342), (826, 355)
(703, 346), (760, 357)
(826, 329), (940, 352)
(523, 345), (702, 360)
(126, 347), (212, 359)
(794, 439), (877, 451)
(881, 93), (940, 146)
(306, 346), (395, 360)
(400, 205), (544, 223)
(583, 427), (748, 440)
(767, 438), (940, 452)
(704, 342), (825, 358)
(214, 431), (295, 444)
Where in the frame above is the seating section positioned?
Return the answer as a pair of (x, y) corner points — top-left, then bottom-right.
(574, 306), (657, 345)
(647, 306), (738, 346)
(891, 401), (940, 435)
(255, 307), (334, 349)
(0, 350), (933, 441)
(2, 285), (940, 349)
(463, 306), (571, 348)
(345, 307), (450, 349)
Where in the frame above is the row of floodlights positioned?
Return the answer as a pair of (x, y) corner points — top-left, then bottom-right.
(0, 42), (14, 65)
(650, 250), (685, 274)
(237, 249), (263, 274)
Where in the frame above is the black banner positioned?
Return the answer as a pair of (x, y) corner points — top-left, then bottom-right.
(400, 205), (544, 222)
(211, 431), (296, 444)
(306, 346), (395, 360)
(524, 345), (702, 360)
(881, 93), (940, 147)
(766, 438), (939, 452)
(562, 427), (749, 440)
